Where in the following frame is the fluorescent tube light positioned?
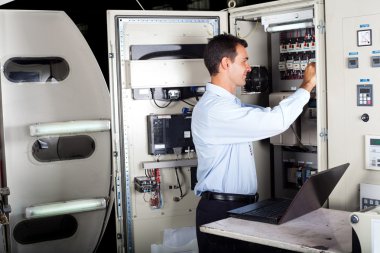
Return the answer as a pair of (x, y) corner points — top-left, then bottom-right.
(0, 0), (14, 6)
(261, 9), (314, 31)
(29, 120), (110, 137)
(25, 198), (107, 219)
(266, 21), (314, 32)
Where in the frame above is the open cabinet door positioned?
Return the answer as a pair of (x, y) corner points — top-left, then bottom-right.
(0, 10), (112, 253)
(228, 0), (327, 199)
(107, 10), (227, 253)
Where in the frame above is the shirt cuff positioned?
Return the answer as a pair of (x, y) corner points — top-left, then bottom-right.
(296, 87), (311, 99)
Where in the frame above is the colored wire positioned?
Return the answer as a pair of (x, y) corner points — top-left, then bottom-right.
(175, 167), (184, 199)
(150, 88), (172, 108)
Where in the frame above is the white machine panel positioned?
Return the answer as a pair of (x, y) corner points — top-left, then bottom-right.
(261, 9), (314, 31)
(116, 13), (223, 89)
(126, 59), (209, 88)
(0, 10), (112, 253)
(360, 183), (380, 209)
(327, 6), (380, 210)
(350, 206), (380, 253)
(269, 92), (298, 146)
(365, 135), (380, 170)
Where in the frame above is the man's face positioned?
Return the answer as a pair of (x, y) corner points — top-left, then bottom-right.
(227, 44), (251, 87)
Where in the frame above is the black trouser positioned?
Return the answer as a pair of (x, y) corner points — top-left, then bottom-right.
(196, 195), (255, 253)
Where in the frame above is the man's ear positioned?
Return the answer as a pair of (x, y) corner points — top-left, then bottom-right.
(220, 56), (230, 70)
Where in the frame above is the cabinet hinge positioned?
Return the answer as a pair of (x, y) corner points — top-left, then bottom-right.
(319, 128), (328, 141)
(317, 20), (325, 34)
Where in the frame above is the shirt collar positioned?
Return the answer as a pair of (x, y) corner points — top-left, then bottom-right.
(206, 83), (236, 99)
(206, 83), (241, 105)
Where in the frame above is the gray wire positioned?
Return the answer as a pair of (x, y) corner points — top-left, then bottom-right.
(135, 0), (145, 10)
(290, 124), (309, 151)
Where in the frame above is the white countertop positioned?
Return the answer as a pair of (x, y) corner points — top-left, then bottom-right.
(200, 208), (352, 253)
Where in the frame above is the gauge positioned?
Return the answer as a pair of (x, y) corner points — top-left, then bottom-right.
(357, 29), (372, 46)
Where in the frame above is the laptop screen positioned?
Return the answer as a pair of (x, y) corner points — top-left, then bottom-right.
(280, 163), (349, 224)
(228, 163), (350, 224)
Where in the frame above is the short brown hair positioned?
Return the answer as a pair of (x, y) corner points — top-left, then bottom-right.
(203, 34), (248, 76)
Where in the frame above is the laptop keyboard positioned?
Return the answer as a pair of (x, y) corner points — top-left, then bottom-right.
(245, 199), (291, 217)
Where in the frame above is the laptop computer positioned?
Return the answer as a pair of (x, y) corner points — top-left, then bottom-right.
(228, 163), (349, 225)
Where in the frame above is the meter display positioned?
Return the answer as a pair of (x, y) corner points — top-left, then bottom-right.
(357, 29), (372, 46)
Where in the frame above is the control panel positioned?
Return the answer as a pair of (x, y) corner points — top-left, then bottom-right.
(365, 135), (380, 170)
(147, 114), (194, 155)
(357, 84), (373, 106)
(360, 183), (380, 209)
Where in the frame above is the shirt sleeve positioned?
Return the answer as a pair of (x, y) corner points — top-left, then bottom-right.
(205, 88), (310, 144)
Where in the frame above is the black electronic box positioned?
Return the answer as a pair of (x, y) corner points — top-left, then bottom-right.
(147, 114), (194, 155)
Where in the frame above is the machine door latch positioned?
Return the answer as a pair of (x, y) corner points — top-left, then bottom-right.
(319, 128), (328, 141)
(0, 187), (9, 196)
(0, 187), (11, 225)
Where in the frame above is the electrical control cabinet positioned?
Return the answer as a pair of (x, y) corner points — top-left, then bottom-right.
(108, 1), (365, 252)
(108, 10), (228, 253)
(326, 0), (380, 211)
(3, 1), (380, 252)
(108, 2), (325, 251)
(229, 1), (325, 200)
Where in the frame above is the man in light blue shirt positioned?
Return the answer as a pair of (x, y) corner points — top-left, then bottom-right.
(192, 34), (316, 253)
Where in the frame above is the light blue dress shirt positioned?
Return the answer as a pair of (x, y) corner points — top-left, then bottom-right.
(191, 83), (310, 196)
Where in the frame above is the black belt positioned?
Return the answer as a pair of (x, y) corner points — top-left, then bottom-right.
(201, 191), (259, 203)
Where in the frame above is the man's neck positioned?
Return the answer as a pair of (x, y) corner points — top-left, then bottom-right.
(211, 75), (236, 94)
